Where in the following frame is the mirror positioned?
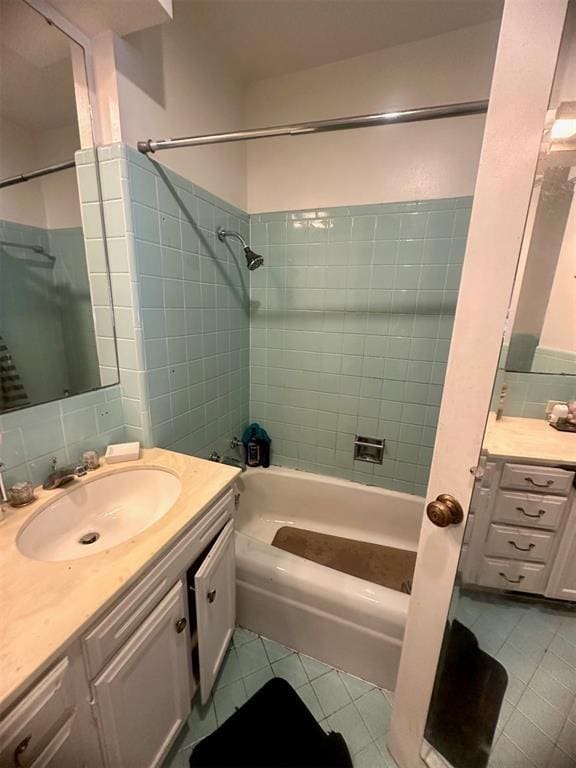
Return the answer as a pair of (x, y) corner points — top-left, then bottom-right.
(0, 0), (118, 413)
(503, 103), (575, 376)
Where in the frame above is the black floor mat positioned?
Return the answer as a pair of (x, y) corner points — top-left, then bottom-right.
(425, 619), (508, 768)
(189, 678), (353, 768)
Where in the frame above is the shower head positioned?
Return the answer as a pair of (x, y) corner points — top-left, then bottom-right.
(217, 227), (264, 271)
(244, 248), (264, 271)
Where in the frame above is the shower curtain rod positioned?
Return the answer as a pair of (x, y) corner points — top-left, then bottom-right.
(0, 159), (76, 190)
(137, 99), (489, 154)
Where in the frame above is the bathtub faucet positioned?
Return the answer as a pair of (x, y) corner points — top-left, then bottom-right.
(208, 445), (246, 472)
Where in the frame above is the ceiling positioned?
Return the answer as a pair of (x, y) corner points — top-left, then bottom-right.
(182, 0), (504, 83)
(0, 0), (78, 131)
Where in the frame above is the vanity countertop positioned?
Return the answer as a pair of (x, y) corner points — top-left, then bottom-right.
(0, 448), (239, 711)
(484, 414), (576, 464)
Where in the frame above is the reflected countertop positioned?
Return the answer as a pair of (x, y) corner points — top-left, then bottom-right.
(484, 413), (576, 465)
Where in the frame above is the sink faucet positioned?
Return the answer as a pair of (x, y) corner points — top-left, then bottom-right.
(42, 457), (88, 490)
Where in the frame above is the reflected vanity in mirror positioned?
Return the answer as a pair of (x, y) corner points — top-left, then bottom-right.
(0, 0), (118, 413)
(424, 7), (576, 767)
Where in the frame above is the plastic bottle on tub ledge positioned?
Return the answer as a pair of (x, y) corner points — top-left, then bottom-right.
(242, 423), (271, 468)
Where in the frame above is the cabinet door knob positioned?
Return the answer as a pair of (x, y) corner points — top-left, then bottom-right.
(207, 589), (217, 603)
(175, 617), (187, 634)
(426, 494), (464, 527)
(14, 735), (31, 767)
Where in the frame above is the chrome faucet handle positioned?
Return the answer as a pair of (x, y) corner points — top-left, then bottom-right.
(209, 451), (221, 462)
(230, 437), (241, 449)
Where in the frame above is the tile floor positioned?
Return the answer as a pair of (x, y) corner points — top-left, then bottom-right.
(162, 627), (397, 768)
(453, 591), (576, 768)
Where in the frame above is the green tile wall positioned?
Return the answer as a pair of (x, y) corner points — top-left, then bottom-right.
(91, 144), (250, 457)
(249, 199), (472, 496)
(0, 386), (125, 486)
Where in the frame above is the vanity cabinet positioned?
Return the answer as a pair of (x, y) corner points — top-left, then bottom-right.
(92, 582), (192, 768)
(0, 487), (236, 768)
(461, 460), (576, 598)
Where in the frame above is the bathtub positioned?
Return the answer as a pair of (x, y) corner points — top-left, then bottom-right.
(234, 466), (424, 690)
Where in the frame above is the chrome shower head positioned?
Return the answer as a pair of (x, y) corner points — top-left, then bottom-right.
(217, 226), (264, 271)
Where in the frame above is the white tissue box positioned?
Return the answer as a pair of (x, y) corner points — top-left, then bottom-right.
(105, 442), (141, 463)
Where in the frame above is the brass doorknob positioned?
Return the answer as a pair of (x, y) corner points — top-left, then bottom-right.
(426, 494), (464, 527)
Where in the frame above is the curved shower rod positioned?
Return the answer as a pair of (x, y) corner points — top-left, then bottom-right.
(137, 99), (489, 154)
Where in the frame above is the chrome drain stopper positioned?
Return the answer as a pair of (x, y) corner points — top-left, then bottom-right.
(79, 531), (100, 545)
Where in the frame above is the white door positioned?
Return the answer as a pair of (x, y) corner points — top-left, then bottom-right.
(196, 520), (236, 704)
(388, 1), (569, 766)
(93, 581), (192, 768)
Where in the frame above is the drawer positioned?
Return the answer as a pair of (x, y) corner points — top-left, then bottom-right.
(479, 557), (546, 593)
(0, 658), (75, 768)
(485, 524), (554, 563)
(493, 491), (566, 530)
(500, 464), (574, 495)
(83, 488), (233, 679)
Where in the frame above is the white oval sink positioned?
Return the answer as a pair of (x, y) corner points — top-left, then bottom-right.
(17, 468), (182, 562)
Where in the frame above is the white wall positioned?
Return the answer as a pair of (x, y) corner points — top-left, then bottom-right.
(112, 7), (247, 209)
(38, 123), (82, 229)
(245, 21), (501, 212)
(0, 117), (46, 227)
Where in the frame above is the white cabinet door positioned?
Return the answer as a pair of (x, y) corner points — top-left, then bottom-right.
(195, 520), (236, 704)
(93, 582), (192, 768)
(546, 496), (576, 600)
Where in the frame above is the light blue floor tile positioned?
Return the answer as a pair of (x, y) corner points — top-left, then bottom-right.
(551, 636), (576, 670)
(558, 719), (576, 761)
(353, 742), (385, 767)
(243, 666), (274, 698)
(262, 636), (294, 663)
(213, 678), (247, 725)
(236, 638), (270, 677)
(518, 687), (566, 741)
(271, 653), (309, 689)
(339, 671), (376, 700)
(541, 653), (576, 694)
(312, 669), (353, 717)
(529, 668), (575, 715)
(504, 709), (555, 767)
(548, 746), (576, 767)
(327, 702), (372, 755)
(300, 654), (333, 681)
(504, 670), (527, 706)
(296, 682), (325, 721)
(355, 689), (392, 740)
(233, 627), (258, 648)
(213, 647), (242, 689)
(489, 733), (537, 768)
(497, 642), (542, 683)
(182, 697), (217, 747)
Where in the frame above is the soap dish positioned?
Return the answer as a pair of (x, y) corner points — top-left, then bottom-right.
(105, 442), (141, 463)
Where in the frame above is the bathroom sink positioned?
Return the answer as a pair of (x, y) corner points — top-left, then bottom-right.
(17, 468), (182, 562)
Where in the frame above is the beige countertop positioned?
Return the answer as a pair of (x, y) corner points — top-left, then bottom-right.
(0, 448), (239, 711)
(484, 413), (576, 464)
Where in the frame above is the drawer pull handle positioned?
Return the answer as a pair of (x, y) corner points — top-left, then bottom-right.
(175, 617), (187, 634)
(508, 540), (535, 552)
(516, 506), (545, 518)
(524, 477), (553, 488)
(499, 572), (525, 584)
(14, 735), (31, 767)
(207, 589), (217, 603)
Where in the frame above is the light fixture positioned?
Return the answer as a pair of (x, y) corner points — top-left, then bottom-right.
(550, 118), (576, 141)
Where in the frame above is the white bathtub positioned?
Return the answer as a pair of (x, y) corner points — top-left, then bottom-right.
(234, 466), (424, 690)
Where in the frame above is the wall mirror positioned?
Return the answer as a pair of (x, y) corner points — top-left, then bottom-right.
(504, 98), (576, 376)
(0, 0), (119, 413)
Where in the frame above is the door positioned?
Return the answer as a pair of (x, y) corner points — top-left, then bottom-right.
(388, 1), (569, 766)
(196, 520), (236, 704)
(93, 581), (192, 768)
